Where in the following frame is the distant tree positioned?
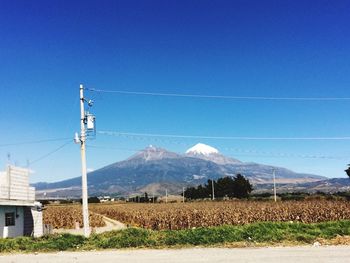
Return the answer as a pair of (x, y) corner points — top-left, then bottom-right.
(133, 192), (150, 203)
(345, 164), (350, 179)
(197, 185), (208, 199)
(81, 196), (100, 203)
(184, 174), (253, 200)
(216, 177), (235, 197)
(184, 186), (197, 199)
(232, 174), (253, 198)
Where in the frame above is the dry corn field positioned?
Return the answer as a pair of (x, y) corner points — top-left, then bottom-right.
(90, 200), (350, 230)
(43, 205), (106, 229)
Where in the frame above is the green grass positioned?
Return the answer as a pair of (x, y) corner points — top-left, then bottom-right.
(1, 220), (350, 253)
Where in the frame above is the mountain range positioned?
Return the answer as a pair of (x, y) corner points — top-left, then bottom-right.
(34, 143), (348, 198)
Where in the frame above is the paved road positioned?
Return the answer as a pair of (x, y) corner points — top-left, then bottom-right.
(1, 246), (349, 263)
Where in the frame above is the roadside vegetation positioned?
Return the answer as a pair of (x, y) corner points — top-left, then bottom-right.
(1, 220), (350, 253)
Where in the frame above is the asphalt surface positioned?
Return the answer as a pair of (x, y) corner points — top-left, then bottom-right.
(1, 246), (349, 263)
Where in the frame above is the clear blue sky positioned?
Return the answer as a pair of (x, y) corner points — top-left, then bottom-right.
(1, 0), (350, 183)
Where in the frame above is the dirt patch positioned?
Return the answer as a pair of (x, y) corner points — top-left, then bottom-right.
(316, 235), (350, 245)
(53, 213), (126, 235)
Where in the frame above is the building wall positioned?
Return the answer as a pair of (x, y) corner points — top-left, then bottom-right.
(31, 208), (43, 237)
(0, 166), (35, 201)
(23, 206), (43, 237)
(0, 206), (24, 238)
(0, 166), (42, 238)
(0, 171), (7, 186)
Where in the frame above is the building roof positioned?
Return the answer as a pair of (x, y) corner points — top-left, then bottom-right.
(0, 199), (36, 207)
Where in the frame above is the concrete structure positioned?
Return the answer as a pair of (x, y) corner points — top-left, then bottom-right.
(98, 196), (115, 203)
(0, 165), (43, 238)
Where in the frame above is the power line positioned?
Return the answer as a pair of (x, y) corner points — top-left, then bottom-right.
(86, 144), (347, 160)
(86, 88), (350, 101)
(95, 132), (350, 157)
(64, 93), (80, 133)
(86, 144), (141, 153)
(89, 130), (350, 159)
(98, 130), (350, 141)
(29, 140), (72, 165)
(91, 131), (350, 160)
(224, 147), (347, 160)
(0, 137), (72, 148)
(93, 132), (348, 158)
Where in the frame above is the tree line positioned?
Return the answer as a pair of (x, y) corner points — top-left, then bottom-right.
(184, 174), (253, 199)
(128, 193), (158, 203)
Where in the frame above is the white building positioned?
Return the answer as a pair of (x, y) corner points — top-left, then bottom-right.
(0, 165), (43, 238)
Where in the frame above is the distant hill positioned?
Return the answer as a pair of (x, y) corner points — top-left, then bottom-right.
(254, 177), (350, 193)
(34, 143), (328, 198)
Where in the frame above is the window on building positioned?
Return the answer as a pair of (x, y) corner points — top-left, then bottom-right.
(5, 212), (15, 226)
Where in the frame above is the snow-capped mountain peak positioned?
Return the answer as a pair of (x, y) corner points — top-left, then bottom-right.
(186, 143), (242, 165)
(186, 143), (219, 156)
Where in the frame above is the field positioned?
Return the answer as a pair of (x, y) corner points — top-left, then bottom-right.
(90, 200), (350, 230)
(10, 200), (350, 252)
(43, 205), (106, 229)
(43, 200), (350, 230)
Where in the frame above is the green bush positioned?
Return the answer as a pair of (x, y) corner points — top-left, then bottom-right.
(90, 228), (156, 248)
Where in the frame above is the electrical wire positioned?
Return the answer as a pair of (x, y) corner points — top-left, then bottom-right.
(86, 144), (141, 153)
(86, 88), (350, 101)
(29, 140), (73, 165)
(0, 137), (72, 148)
(98, 130), (350, 141)
(91, 133), (348, 159)
(223, 147), (347, 160)
(86, 144), (348, 160)
(64, 93), (80, 133)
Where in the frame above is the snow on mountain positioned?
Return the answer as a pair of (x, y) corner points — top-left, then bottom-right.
(186, 143), (241, 165)
(33, 144), (328, 198)
(186, 143), (219, 156)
